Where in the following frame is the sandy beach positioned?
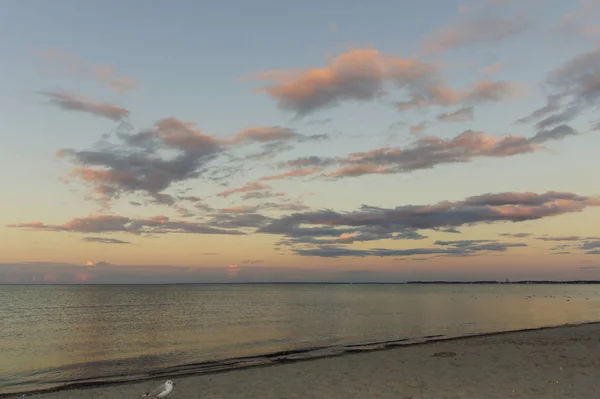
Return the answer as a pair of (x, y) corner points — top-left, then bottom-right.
(20, 322), (600, 399)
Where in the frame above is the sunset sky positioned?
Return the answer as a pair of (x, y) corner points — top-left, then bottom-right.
(2, 0), (600, 283)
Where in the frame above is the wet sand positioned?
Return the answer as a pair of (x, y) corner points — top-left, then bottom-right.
(21, 322), (600, 398)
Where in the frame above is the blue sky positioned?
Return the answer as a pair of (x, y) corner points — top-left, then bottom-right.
(2, 0), (600, 283)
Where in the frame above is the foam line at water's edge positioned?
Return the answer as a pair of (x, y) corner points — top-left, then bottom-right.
(2, 321), (599, 398)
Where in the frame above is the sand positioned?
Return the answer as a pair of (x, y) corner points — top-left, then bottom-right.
(21, 322), (600, 399)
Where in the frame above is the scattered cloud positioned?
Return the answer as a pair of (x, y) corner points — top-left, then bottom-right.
(217, 182), (271, 198)
(58, 117), (225, 202)
(323, 126), (577, 179)
(258, 167), (322, 181)
(582, 241), (600, 250)
(226, 126), (298, 144)
(397, 80), (522, 111)
(536, 236), (593, 242)
(483, 63), (502, 75)
(292, 239), (526, 258)
(259, 191), (599, 257)
(437, 107), (474, 122)
(517, 46), (600, 133)
(305, 118), (332, 125)
(279, 156), (337, 169)
(498, 233), (532, 238)
(553, 0), (600, 40)
(39, 91), (129, 121)
(247, 48), (437, 116)
(409, 122), (428, 135)
(39, 51), (137, 93)
(82, 237), (131, 244)
(9, 214), (246, 236)
(421, 3), (530, 53)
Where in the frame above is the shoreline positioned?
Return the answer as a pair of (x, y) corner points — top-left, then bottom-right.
(5, 320), (600, 398)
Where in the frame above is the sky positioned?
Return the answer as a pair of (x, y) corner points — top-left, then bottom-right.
(2, 0), (600, 283)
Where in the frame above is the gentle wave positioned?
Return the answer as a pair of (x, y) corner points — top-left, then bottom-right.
(2, 284), (600, 396)
(3, 322), (599, 398)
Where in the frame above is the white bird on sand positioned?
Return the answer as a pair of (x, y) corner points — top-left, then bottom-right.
(141, 380), (175, 398)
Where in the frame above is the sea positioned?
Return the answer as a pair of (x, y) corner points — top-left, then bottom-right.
(1, 283), (600, 396)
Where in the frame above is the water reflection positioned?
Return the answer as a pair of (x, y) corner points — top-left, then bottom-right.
(1, 284), (599, 394)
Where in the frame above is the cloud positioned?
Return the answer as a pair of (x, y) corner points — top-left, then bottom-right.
(421, 4), (529, 53)
(292, 239), (526, 258)
(582, 241), (600, 250)
(246, 48), (437, 116)
(585, 250), (600, 255)
(536, 236), (592, 242)
(323, 126), (577, 179)
(218, 205), (262, 214)
(279, 156), (337, 169)
(276, 227), (427, 247)
(9, 214), (246, 236)
(82, 237), (131, 244)
(483, 63), (502, 74)
(226, 126), (298, 144)
(39, 91), (129, 121)
(305, 118), (332, 125)
(39, 51), (137, 93)
(536, 236), (600, 254)
(207, 212), (271, 229)
(58, 117), (224, 202)
(517, 46), (600, 132)
(241, 190), (286, 201)
(553, 0), (600, 39)
(88, 65), (137, 93)
(409, 122), (428, 135)
(397, 80), (522, 111)
(437, 107), (474, 122)
(258, 167), (322, 181)
(498, 233), (532, 238)
(217, 182), (271, 198)
(259, 191), (599, 256)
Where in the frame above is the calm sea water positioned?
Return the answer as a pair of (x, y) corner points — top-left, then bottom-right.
(1, 284), (600, 395)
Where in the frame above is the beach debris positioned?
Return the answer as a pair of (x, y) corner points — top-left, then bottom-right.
(141, 380), (175, 398)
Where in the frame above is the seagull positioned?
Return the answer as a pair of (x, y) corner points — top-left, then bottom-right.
(141, 380), (175, 398)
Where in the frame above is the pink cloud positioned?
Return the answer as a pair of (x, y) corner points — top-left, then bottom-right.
(39, 51), (137, 93)
(322, 125), (578, 179)
(247, 48), (437, 116)
(89, 65), (137, 93)
(397, 80), (522, 110)
(227, 126), (298, 144)
(258, 167), (322, 181)
(39, 91), (129, 121)
(483, 62), (502, 74)
(421, 5), (529, 53)
(217, 182), (271, 198)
